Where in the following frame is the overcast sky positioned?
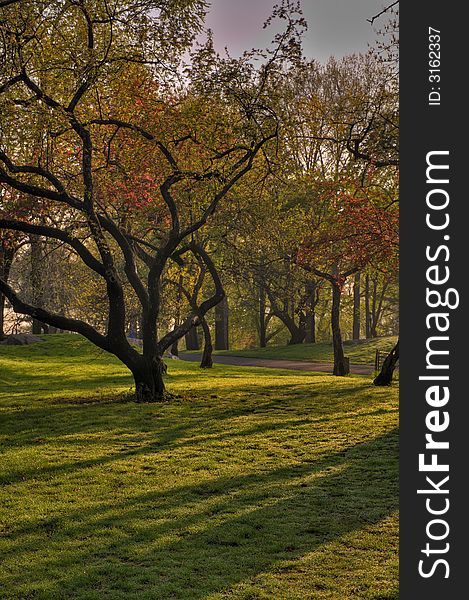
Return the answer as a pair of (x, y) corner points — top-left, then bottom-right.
(204, 0), (390, 63)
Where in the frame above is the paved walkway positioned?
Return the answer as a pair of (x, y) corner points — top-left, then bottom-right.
(178, 353), (374, 375)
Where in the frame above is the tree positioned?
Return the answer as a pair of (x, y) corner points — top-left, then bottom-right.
(274, 54), (396, 362)
(297, 181), (398, 375)
(0, 0), (303, 400)
(220, 182), (315, 347)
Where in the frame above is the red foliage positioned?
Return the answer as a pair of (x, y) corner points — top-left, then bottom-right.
(298, 188), (398, 274)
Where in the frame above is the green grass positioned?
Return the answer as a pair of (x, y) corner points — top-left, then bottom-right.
(214, 336), (398, 365)
(0, 335), (398, 599)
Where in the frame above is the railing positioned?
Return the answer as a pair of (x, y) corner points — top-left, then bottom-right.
(375, 349), (382, 372)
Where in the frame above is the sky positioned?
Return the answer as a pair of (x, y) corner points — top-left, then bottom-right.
(204, 0), (391, 63)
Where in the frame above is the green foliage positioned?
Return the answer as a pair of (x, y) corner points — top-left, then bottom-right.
(0, 335), (397, 599)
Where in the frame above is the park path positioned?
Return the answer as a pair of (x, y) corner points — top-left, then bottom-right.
(178, 353), (374, 375)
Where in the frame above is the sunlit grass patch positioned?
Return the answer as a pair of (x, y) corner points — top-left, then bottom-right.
(0, 335), (398, 599)
(213, 336), (398, 365)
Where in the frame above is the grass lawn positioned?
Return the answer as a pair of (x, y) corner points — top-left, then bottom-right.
(0, 335), (398, 599)
(213, 336), (398, 365)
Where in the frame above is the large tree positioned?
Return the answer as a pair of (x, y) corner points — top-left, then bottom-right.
(0, 0), (303, 400)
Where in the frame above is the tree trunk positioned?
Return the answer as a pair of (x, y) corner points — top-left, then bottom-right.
(0, 242), (12, 340)
(370, 277), (389, 339)
(200, 318), (213, 368)
(0, 292), (6, 340)
(365, 273), (372, 338)
(374, 340), (399, 386)
(171, 275), (182, 356)
(170, 339), (179, 356)
(304, 281), (317, 344)
(185, 326), (200, 351)
(331, 282), (349, 376)
(370, 277), (378, 338)
(287, 321), (306, 345)
(264, 284), (305, 345)
(132, 356), (167, 402)
(32, 320), (49, 334)
(352, 272), (361, 341)
(304, 310), (316, 344)
(273, 311), (305, 345)
(215, 296), (229, 350)
(259, 282), (267, 348)
(30, 235), (48, 335)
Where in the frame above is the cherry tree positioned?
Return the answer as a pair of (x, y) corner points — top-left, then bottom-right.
(0, 0), (304, 400)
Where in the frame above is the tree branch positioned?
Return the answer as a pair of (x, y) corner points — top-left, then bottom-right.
(0, 165), (82, 209)
(98, 215), (149, 310)
(0, 74), (24, 93)
(157, 243), (224, 353)
(0, 219), (105, 276)
(20, 69), (63, 110)
(180, 132), (277, 240)
(0, 278), (109, 351)
(0, 150), (82, 208)
(367, 1), (399, 25)
(89, 118), (179, 169)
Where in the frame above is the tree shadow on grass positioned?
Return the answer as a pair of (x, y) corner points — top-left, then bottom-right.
(0, 391), (395, 486)
(0, 371), (388, 444)
(1, 429), (398, 599)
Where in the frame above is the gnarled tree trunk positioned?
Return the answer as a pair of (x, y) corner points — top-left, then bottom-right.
(132, 355), (167, 402)
(287, 320), (306, 345)
(265, 287), (305, 345)
(374, 340), (399, 386)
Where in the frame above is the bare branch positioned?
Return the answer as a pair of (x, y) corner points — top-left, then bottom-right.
(89, 118), (154, 140)
(89, 118), (179, 169)
(367, 1), (399, 25)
